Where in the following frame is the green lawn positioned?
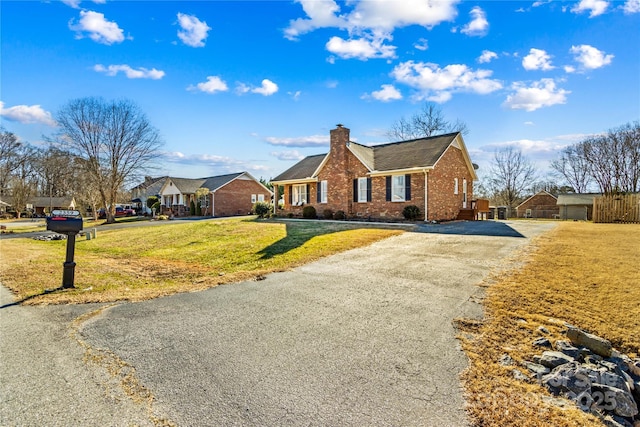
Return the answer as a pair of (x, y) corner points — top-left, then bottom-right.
(0, 217), (402, 304)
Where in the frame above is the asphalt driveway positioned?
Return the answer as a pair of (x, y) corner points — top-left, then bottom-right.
(1, 220), (556, 426)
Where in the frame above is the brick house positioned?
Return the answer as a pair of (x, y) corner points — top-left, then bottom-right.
(158, 172), (272, 217)
(515, 190), (559, 219)
(270, 124), (477, 221)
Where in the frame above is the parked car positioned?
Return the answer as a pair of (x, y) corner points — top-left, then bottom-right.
(98, 207), (135, 218)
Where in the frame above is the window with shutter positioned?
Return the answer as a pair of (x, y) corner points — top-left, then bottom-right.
(391, 175), (405, 202)
(357, 177), (368, 203)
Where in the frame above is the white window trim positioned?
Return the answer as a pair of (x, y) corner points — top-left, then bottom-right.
(257, 194), (265, 202)
(292, 184), (307, 205)
(392, 175), (405, 202)
(251, 194), (257, 203)
(320, 180), (328, 204)
(454, 178), (459, 195)
(357, 177), (368, 203)
(462, 178), (468, 209)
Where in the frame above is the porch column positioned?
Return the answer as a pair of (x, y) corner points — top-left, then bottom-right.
(273, 185), (278, 215)
(424, 171), (429, 222)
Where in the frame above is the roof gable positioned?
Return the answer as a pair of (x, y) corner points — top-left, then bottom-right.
(516, 190), (558, 209)
(272, 154), (326, 182)
(372, 133), (458, 172)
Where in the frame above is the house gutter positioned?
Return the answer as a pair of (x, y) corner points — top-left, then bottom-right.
(368, 167), (433, 177)
(269, 177), (317, 185)
(424, 170), (429, 222)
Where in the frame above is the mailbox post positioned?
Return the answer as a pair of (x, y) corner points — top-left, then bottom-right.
(46, 210), (83, 289)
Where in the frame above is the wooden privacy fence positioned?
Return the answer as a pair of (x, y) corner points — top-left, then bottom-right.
(593, 194), (640, 223)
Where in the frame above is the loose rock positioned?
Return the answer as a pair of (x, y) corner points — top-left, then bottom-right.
(567, 326), (613, 358)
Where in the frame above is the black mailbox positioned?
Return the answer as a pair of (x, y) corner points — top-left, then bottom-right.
(47, 210), (83, 234)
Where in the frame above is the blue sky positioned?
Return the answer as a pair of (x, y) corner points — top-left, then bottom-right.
(1, 0), (639, 184)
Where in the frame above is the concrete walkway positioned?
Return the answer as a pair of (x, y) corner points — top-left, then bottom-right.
(1, 220), (556, 426)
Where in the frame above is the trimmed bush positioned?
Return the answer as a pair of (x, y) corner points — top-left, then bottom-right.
(334, 210), (346, 220)
(151, 201), (160, 213)
(402, 205), (421, 220)
(323, 209), (334, 219)
(287, 212), (294, 218)
(252, 202), (271, 218)
(302, 205), (317, 219)
(190, 200), (196, 215)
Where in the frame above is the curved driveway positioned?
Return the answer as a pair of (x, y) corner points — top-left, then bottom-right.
(1, 220), (556, 426)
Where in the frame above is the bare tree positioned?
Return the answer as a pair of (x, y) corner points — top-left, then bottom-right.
(55, 97), (163, 223)
(488, 146), (537, 211)
(386, 103), (469, 141)
(0, 128), (28, 197)
(550, 144), (592, 193)
(8, 147), (38, 218)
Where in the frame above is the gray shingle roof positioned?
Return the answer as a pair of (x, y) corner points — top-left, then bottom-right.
(372, 133), (457, 171)
(272, 154), (327, 181)
(167, 177), (206, 194)
(272, 133), (459, 181)
(556, 193), (602, 206)
(201, 172), (244, 191)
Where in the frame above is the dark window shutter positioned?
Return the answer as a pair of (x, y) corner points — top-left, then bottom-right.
(386, 176), (391, 201)
(353, 179), (358, 202)
(405, 174), (411, 201)
(306, 184), (310, 203)
(367, 178), (372, 202)
(288, 186), (292, 205)
(316, 182), (321, 203)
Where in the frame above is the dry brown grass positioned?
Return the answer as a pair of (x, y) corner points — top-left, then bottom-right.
(459, 222), (640, 427)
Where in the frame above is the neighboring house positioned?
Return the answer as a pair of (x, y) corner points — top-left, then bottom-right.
(516, 190), (559, 219)
(556, 193), (602, 220)
(131, 176), (168, 214)
(270, 124), (478, 221)
(158, 172), (272, 217)
(0, 196), (76, 216)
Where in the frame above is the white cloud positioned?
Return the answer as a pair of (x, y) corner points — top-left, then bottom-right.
(524, 121), (535, 126)
(326, 34), (396, 60)
(571, 0), (609, 17)
(461, 6), (489, 37)
(622, 0), (640, 13)
(503, 79), (570, 111)
(477, 50), (498, 63)
(0, 101), (57, 127)
(188, 76), (229, 94)
(564, 65), (576, 73)
(252, 79), (279, 96)
(391, 60), (502, 102)
(270, 150), (306, 161)
(363, 84), (403, 102)
(288, 91), (302, 101)
(522, 48), (554, 71)
(285, 0), (459, 40)
(93, 64), (165, 79)
(326, 80), (339, 89)
(569, 44), (614, 69)
(177, 13), (211, 48)
(265, 135), (329, 147)
(413, 38), (428, 51)
(62, 0), (82, 8)
(69, 10), (127, 45)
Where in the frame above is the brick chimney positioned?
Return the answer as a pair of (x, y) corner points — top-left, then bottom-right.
(329, 124), (350, 161)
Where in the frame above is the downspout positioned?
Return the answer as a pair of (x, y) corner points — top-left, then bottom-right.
(211, 192), (215, 217)
(424, 171), (429, 222)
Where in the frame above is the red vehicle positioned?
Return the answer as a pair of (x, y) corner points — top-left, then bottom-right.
(98, 207), (136, 218)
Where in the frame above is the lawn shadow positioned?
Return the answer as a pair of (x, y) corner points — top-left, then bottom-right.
(258, 220), (341, 259)
(0, 286), (66, 309)
(414, 220), (525, 238)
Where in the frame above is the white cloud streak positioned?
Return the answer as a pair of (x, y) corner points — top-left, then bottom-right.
(363, 84), (403, 102)
(265, 135), (329, 147)
(69, 10), (127, 45)
(503, 79), (570, 111)
(569, 44), (614, 69)
(391, 61), (502, 103)
(188, 76), (229, 94)
(270, 150), (306, 161)
(177, 13), (211, 48)
(522, 48), (554, 71)
(571, 0), (609, 17)
(461, 6), (489, 37)
(477, 50), (498, 63)
(0, 101), (57, 127)
(252, 79), (279, 96)
(622, 0), (640, 13)
(326, 34), (396, 60)
(94, 64), (165, 79)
